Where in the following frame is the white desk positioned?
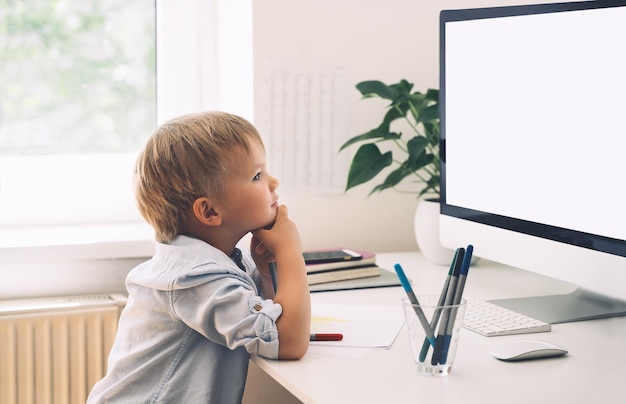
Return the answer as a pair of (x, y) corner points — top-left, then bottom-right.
(246, 252), (626, 403)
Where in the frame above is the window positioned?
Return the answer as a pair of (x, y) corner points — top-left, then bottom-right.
(0, 0), (155, 229)
(0, 0), (253, 245)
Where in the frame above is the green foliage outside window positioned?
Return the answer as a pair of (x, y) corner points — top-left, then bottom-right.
(0, 0), (156, 155)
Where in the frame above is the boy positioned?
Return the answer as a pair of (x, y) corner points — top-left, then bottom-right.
(88, 111), (311, 403)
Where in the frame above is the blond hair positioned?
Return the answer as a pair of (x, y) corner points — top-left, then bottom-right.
(134, 111), (263, 243)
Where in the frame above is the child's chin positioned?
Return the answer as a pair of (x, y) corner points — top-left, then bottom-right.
(262, 218), (276, 230)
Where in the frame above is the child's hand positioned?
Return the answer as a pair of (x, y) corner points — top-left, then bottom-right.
(251, 205), (302, 256)
(249, 235), (275, 278)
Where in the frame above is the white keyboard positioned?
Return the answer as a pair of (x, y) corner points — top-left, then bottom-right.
(463, 298), (551, 337)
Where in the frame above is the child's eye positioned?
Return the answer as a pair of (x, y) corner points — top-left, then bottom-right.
(253, 173), (261, 181)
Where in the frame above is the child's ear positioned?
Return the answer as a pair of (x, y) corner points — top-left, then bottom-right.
(192, 197), (222, 226)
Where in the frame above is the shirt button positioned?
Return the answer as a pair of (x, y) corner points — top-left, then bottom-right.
(253, 303), (263, 311)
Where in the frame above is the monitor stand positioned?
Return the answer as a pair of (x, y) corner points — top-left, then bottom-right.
(489, 288), (626, 324)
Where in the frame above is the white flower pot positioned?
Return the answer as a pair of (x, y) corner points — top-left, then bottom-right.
(414, 198), (456, 265)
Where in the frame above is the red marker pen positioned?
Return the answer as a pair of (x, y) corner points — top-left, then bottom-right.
(309, 333), (344, 341)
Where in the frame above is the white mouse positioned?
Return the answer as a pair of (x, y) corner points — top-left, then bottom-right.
(490, 339), (568, 361)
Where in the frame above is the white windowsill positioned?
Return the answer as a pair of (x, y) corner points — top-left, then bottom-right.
(0, 222), (156, 263)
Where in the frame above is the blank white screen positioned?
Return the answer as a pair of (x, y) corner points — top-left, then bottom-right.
(444, 7), (626, 240)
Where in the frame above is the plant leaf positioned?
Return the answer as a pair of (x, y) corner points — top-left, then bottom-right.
(389, 80), (414, 98)
(382, 163), (412, 187)
(345, 144), (392, 191)
(419, 103), (439, 123)
(406, 136), (430, 168)
(381, 104), (409, 129)
(339, 127), (401, 151)
(425, 88), (439, 101)
(356, 80), (397, 100)
(368, 161), (414, 195)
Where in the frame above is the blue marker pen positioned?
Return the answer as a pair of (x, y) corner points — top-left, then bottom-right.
(394, 263), (436, 347)
(432, 248), (465, 365)
(419, 248), (459, 362)
(439, 245), (473, 364)
(268, 262), (278, 292)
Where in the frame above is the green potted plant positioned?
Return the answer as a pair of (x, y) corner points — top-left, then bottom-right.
(339, 79), (454, 264)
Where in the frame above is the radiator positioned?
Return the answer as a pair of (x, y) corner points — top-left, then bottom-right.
(0, 294), (127, 404)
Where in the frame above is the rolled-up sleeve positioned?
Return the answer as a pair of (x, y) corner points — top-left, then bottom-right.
(172, 273), (282, 359)
(244, 297), (282, 357)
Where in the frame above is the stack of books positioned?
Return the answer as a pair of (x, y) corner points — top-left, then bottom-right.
(305, 249), (379, 285)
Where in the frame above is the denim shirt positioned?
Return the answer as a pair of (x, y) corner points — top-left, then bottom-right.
(87, 236), (282, 403)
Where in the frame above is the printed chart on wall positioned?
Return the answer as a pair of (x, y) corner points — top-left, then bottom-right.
(258, 62), (351, 193)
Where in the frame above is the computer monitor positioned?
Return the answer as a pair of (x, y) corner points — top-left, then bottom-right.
(439, 0), (626, 324)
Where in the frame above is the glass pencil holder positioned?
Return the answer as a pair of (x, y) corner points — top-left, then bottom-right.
(402, 296), (467, 376)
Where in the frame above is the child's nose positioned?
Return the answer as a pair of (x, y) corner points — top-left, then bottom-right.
(270, 175), (279, 191)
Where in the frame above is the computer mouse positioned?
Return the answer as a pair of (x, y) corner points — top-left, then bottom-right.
(490, 339), (568, 361)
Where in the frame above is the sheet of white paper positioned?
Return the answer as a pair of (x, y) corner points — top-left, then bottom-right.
(309, 303), (404, 349)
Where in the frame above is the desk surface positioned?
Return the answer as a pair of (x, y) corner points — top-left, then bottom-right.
(251, 252), (626, 403)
